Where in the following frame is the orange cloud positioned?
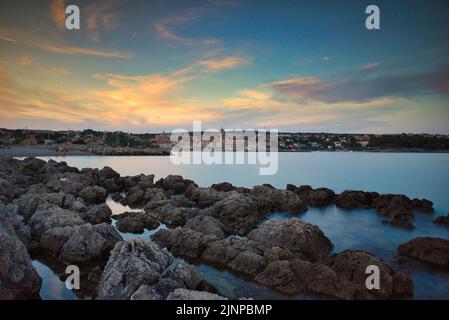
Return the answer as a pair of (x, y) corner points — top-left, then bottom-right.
(197, 56), (249, 72)
(0, 27), (133, 59)
(50, 0), (66, 28)
(20, 56), (32, 66)
(85, 0), (122, 41)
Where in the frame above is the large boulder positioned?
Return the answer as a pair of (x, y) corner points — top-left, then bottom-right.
(247, 218), (333, 262)
(97, 239), (173, 299)
(250, 185), (307, 214)
(80, 203), (112, 224)
(184, 215), (228, 239)
(289, 185), (335, 207)
(326, 250), (414, 299)
(372, 194), (414, 229)
(335, 190), (378, 210)
(78, 186), (107, 204)
(59, 223), (123, 263)
(30, 206), (85, 239)
(411, 198), (434, 213)
(114, 211), (160, 234)
(211, 182), (236, 192)
(397, 237), (449, 268)
(188, 187), (226, 208)
(0, 224), (42, 299)
(206, 192), (262, 235)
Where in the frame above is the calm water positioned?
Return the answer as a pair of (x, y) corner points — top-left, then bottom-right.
(34, 152), (449, 299)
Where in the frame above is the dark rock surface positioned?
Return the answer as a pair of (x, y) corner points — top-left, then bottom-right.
(434, 214), (449, 226)
(397, 237), (449, 268)
(114, 211), (160, 234)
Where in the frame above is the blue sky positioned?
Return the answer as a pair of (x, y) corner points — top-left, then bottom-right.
(0, 0), (448, 133)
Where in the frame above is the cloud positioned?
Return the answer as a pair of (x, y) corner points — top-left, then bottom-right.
(19, 56), (32, 66)
(0, 27), (133, 59)
(43, 68), (73, 76)
(362, 62), (379, 70)
(197, 56), (249, 72)
(154, 1), (235, 46)
(85, 0), (122, 41)
(269, 65), (449, 104)
(50, 0), (65, 28)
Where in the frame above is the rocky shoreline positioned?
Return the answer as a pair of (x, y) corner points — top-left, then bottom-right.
(1, 156), (448, 300)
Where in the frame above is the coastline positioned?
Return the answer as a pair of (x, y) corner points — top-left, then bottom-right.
(1, 145), (449, 157)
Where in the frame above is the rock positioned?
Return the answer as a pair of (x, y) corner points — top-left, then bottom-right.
(30, 206), (85, 239)
(206, 192), (262, 235)
(78, 186), (107, 204)
(188, 187), (226, 208)
(412, 198), (434, 213)
(0, 201), (31, 248)
(201, 236), (266, 277)
(184, 215), (228, 239)
(157, 175), (197, 193)
(250, 185), (308, 214)
(80, 203), (112, 224)
(300, 188), (335, 207)
(59, 223), (122, 263)
(335, 190), (378, 210)
(146, 200), (197, 227)
(434, 214), (449, 226)
(130, 285), (162, 300)
(96, 238), (173, 299)
(211, 182), (236, 192)
(167, 289), (228, 300)
(153, 227), (217, 259)
(247, 218), (333, 262)
(114, 211), (160, 234)
(39, 225), (78, 256)
(127, 187), (167, 207)
(397, 237), (449, 268)
(372, 194), (414, 229)
(136, 175), (155, 189)
(326, 250), (414, 299)
(0, 224), (42, 299)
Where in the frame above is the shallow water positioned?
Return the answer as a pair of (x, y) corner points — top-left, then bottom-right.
(32, 153), (449, 299)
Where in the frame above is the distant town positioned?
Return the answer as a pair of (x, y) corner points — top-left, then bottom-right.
(1, 128), (449, 156)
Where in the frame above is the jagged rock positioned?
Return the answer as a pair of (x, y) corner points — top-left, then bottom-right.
(326, 250), (414, 299)
(373, 194), (414, 229)
(206, 192), (262, 235)
(39, 225), (78, 256)
(146, 200), (197, 227)
(397, 237), (449, 268)
(335, 190), (378, 210)
(157, 175), (197, 193)
(434, 214), (449, 226)
(78, 186), (107, 204)
(96, 239), (173, 299)
(0, 224), (42, 299)
(0, 201), (31, 248)
(59, 223), (122, 263)
(188, 187), (226, 208)
(167, 289), (228, 300)
(30, 206), (84, 239)
(80, 203), (112, 224)
(290, 186), (335, 207)
(412, 198), (434, 213)
(250, 185), (308, 214)
(202, 236), (266, 277)
(114, 211), (160, 234)
(153, 227), (217, 259)
(184, 215), (228, 239)
(247, 218), (333, 262)
(211, 182), (236, 192)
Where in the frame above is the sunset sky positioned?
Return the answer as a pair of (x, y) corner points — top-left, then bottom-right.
(0, 0), (448, 133)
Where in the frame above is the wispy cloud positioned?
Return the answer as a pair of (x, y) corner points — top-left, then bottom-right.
(50, 0), (65, 29)
(197, 56), (249, 72)
(0, 26), (133, 59)
(19, 56), (32, 66)
(269, 65), (449, 104)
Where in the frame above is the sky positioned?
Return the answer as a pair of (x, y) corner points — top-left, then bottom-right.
(0, 0), (448, 134)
